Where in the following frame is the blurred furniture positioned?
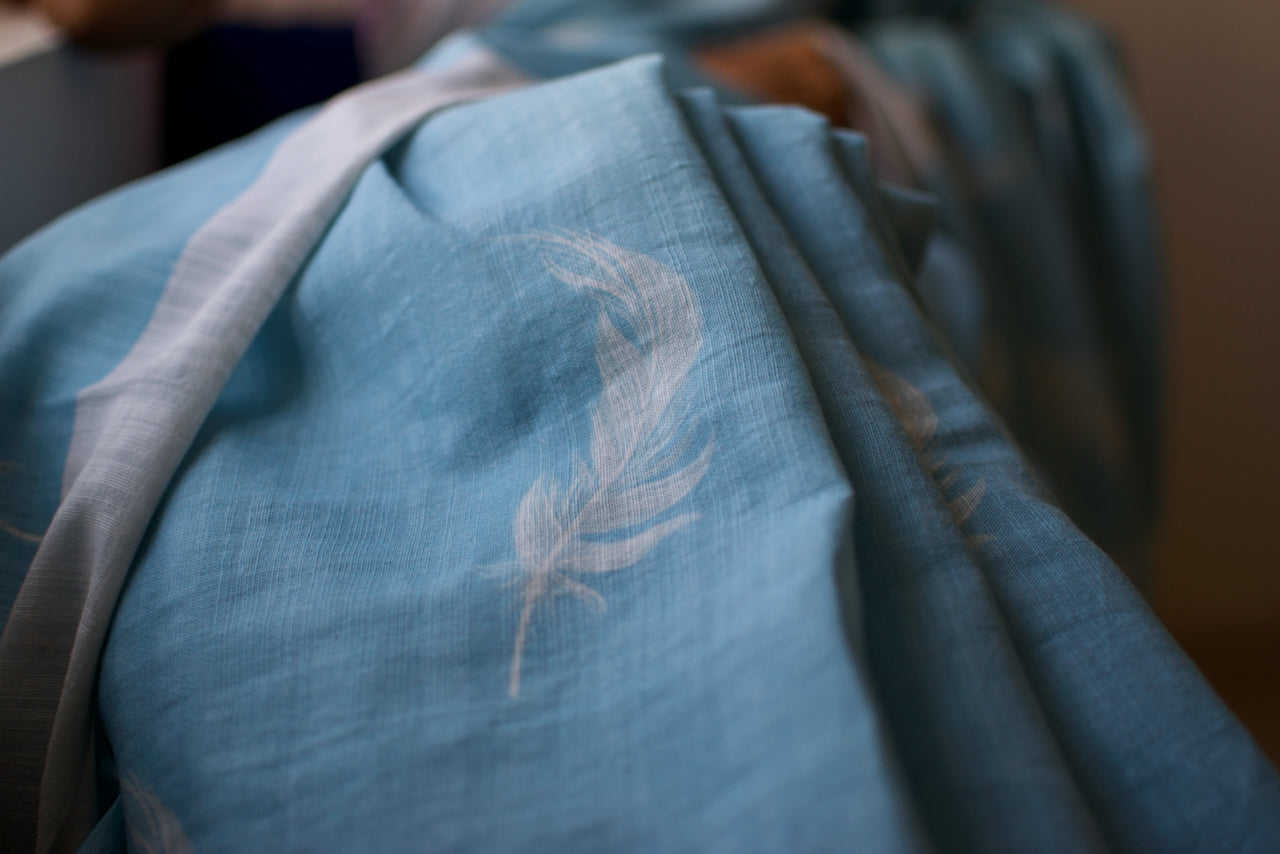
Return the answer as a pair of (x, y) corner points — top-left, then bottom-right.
(0, 8), (159, 254)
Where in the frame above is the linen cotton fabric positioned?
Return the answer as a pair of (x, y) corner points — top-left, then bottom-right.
(0, 14), (1276, 854)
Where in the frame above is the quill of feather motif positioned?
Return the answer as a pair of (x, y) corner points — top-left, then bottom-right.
(504, 232), (713, 697)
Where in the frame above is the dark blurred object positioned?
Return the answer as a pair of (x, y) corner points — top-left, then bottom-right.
(162, 23), (359, 163)
(4, 0), (215, 48)
(831, 0), (977, 23)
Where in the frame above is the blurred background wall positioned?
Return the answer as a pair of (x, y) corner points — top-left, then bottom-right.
(1070, 0), (1280, 759)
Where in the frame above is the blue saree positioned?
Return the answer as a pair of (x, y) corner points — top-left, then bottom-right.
(0, 10), (1276, 854)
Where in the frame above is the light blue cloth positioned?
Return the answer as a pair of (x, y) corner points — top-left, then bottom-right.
(0, 32), (1277, 854)
(94, 56), (921, 853)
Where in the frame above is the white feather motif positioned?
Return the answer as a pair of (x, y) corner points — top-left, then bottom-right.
(504, 232), (713, 697)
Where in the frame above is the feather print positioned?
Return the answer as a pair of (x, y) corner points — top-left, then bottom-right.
(866, 360), (991, 542)
(121, 771), (192, 854)
(503, 231), (713, 697)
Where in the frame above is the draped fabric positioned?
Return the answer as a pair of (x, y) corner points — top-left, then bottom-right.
(0, 4), (1275, 853)
(861, 4), (1163, 567)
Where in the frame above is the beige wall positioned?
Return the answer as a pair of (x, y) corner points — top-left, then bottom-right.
(1069, 0), (1280, 757)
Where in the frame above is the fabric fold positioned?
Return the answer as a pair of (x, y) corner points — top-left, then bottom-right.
(701, 97), (1108, 853)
